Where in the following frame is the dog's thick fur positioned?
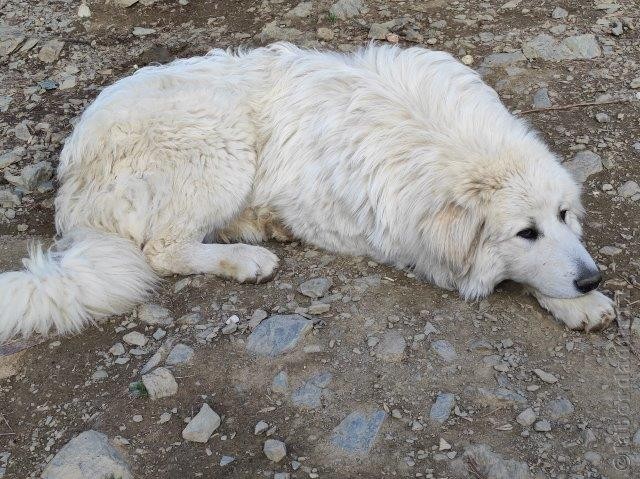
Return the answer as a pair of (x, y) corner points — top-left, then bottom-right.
(0, 43), (615, 341)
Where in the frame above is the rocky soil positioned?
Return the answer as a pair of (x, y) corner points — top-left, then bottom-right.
(1, 0), (639, 478)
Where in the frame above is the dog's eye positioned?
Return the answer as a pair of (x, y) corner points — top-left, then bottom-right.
(517, 228), (539, 240)
(559, 209), (568, 222)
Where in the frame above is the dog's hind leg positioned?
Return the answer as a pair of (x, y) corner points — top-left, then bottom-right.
(144, 240), (278, 283)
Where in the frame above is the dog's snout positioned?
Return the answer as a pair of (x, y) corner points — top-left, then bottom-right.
(574, 270), (602, 294)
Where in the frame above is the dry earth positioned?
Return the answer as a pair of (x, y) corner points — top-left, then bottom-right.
(1, 0), (639, 478)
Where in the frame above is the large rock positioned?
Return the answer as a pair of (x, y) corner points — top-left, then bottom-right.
(41, 430), (132, 479)
(182, 404), (221, 443)
(246, 314), (312, 357)
(523, 34), (601, 61)
(331, 410), (386, 454)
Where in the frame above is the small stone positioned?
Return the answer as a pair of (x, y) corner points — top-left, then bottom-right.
(41, 430), (132, 479)
(439, 438), (452, 451)
(431, 340), (457, 362)
(286, 1), (312, 18)
(599, 245), (622, 256)
(255, 420), (269, 435)
(109, 343), (126, 356)
(564, 150), (603, 183)
(141, 367), (178, 399)
(246, 314), (313, 357)
(291, 372), (332, 409)
(584, 451), (602, 466)
(516, 408), (537, 426)
(0, 147), (24, 170)
(177, 312), (201, 325)
(91, 370), (108, 381)
(122, 331), (147, 347)
(307, 302), (330, 315)
(132, 415), (143, 423)
(317, 28), (334, 41)
(329, 0), (365, 20)
(430, 392), (455, 425)
(618, 180), (640, 198)
(546, 397), (575, 420)
(298, 277), (332, 298)
(533, 88), (552, 108)
(152, 329), (166, 341)
(274, 473), (290, 479)
(461, 55), (474, 65)
(258, 22), (302, 43)
(331, 410), (386, 454)
(77, 3), (91, 18)
(138, 304), (172, 325)
(219, 456), (235, 466)
(595, 112), (610, 123)
(158, 412), (171, 424)
(551, 6), (568, 19)
(221, 322), (238, 334)
(631, 77), (640, 89)
(533, 368), (558, 383)
(534, 420), (552, 432)
(38, 39), (64, 63)
(165, 343), (194, 366)
(263, 439), (287, 462)
(368, 22), (393, 40)
(376, 330), (406, 363)
(272, 371), (289, 393)
(132, 27), (156, 36)
(182, 404), (221, 443)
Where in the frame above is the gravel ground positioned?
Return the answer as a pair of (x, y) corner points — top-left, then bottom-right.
(1, 1), (639, 478)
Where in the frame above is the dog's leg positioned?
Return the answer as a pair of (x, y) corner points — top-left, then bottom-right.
(531, 290), (616, 331)
(144, 241), (279, 283)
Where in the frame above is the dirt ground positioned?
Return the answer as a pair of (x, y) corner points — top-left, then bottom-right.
(1, 0), (639, 478)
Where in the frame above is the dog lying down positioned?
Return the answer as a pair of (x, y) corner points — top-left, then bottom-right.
(0, 42), (616, 341)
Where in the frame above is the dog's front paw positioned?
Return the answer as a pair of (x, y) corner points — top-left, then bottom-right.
(533, 290), (616, 332)
(226, 245), (279, 284)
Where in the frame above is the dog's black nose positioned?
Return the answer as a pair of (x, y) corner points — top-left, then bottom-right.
(574, 271), (602, 294)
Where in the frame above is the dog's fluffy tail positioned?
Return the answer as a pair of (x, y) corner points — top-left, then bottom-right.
(0, 229), (157, 342)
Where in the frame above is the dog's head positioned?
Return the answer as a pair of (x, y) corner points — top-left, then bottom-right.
(490, 162), (601, 298)
(455, 152), (601, 299)
(433, 139), (602, 300)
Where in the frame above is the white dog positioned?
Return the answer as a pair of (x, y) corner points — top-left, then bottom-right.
(0, 43), (616, 341)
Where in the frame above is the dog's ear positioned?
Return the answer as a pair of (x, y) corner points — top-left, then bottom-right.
(425, 201), (487, 276)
